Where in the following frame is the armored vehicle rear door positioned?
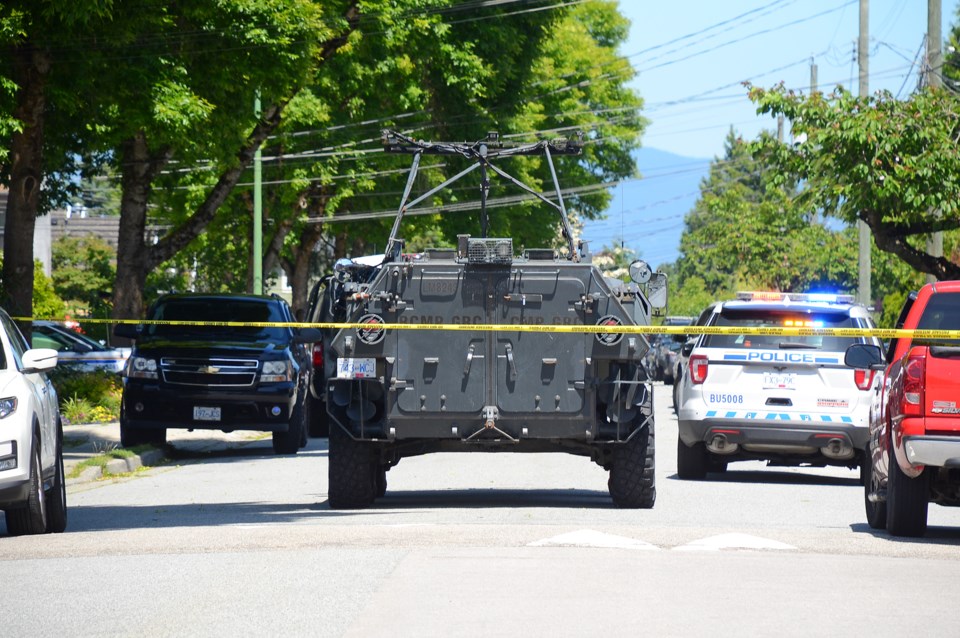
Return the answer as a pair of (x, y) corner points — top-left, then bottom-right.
(494, 267), (586, 414)
(393, 265), (487, 414)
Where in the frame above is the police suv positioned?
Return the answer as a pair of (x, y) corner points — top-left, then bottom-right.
(675, 291), (881, 479)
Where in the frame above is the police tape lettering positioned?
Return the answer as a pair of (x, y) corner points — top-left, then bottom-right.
(14, 316), (960, 339)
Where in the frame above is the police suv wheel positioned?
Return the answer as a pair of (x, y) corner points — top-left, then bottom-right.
(676, 436), (708, 480)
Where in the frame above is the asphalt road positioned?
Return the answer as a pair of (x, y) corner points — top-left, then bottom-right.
(2, 385), (960, 637)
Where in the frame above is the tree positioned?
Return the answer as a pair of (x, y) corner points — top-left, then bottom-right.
(673, 129), (858, 298)
(0, 2), (111, 323)
(748, 84), (960, 283)
(221, 0), (644, 317)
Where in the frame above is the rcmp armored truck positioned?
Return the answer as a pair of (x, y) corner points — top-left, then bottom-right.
(311, 130), (666, 509)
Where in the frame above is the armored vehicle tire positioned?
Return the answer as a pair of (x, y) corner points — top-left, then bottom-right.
(863, 453), (886, 530)
(374, 466), (387, 498)
(328, 424), (377, 509)
(608, 424), (656, 509)
(273, 392), (306, 455)
(308, 397), (330, 438)
(5, 435), (48, 535)
(120, 418), (166, 447)
(676, 437), (708, 480)
(885, 455), (928, 537)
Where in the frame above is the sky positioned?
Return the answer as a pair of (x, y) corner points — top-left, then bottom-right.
(583, 0), (956, 266)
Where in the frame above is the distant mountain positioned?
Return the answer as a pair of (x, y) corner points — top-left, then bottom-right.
(580, 147), (711, 269)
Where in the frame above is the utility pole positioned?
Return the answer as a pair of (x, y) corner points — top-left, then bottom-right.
(253, 92), (263, 295)
(857, 0), (871, 306)
(926, 0), (943, 284)
(810, 58), (819, 225)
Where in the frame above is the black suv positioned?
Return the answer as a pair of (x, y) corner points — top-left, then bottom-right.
(115, 293), (321, 454)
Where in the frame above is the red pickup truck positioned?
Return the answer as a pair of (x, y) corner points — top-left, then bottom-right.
(845, 281), (960, 537)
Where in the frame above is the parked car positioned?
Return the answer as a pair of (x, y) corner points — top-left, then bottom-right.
(0, 309), (67, 536)
(846, 281), (960, 537)
(675, 291), (882, 479)
(31, 320), (130, 373)
(655, 338), (683, 385)
(654, 316), (692, 384)
(115, 293), (321, 454)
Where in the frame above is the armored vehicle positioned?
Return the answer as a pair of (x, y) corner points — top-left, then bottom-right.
(312, 131), (666, 508)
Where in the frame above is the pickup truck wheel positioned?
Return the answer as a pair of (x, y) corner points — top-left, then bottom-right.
(677, 436), (708, 480)
(273, 394), (305, 455)
(44, 424), (68, 534)
(328, 425), (376, 509)
(886, 455), (929, 537)
(863, 453), (886, 530)
(5, 435), (48, 536)
(120, 418), (166, 447)
(608, 424), (656, 509)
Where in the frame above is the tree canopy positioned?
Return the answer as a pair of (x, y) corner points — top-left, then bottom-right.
(748, 84), (960, 283)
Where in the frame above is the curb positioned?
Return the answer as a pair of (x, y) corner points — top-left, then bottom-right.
(66, 448), (167, 486)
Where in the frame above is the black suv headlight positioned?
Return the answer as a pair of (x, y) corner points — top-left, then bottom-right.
(126, 356), (158, 380)
(261, 360), (292, 383)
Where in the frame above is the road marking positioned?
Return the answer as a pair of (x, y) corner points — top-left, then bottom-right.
(528, 529), (660, 550)
(672, 533), (796, 552)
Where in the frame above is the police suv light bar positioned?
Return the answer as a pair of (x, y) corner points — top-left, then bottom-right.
(736, 291), (856, 304)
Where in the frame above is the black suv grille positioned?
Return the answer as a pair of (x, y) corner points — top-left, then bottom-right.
(160, 357), (259, 387)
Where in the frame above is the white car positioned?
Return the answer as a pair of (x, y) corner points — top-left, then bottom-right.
(0, 310), (67, 535)
(675, 292), (882, 479)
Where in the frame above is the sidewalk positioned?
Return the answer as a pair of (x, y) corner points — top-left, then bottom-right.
(62, 422), (268, 486)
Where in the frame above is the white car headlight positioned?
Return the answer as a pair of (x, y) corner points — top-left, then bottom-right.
(261, 360), (291, 383)
(0, 397), (17, 419)
(126, 356), (158, 380)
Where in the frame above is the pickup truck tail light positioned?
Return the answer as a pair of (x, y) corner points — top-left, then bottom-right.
(902, 350), (926, 416)
(312, 342), (324, 369)
(689, 354), (709, 384)
(854, 369), (875, 391)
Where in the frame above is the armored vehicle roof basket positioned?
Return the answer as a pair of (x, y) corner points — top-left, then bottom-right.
(380, 129), (584, 263)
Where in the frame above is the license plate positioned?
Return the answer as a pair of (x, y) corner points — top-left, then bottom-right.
(193, 406), (221, 421)
(337, 357), (376, 379)
(763, 373), (796, 390)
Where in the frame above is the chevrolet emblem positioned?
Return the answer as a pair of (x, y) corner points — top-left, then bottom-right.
(199, 365), (220, 374)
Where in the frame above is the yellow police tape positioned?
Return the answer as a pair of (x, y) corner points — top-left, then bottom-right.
(15, 317), (960, 340)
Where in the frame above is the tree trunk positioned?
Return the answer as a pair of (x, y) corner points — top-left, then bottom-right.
(112, 131), (167, 322)
(286, 223), (324, 320)
(864, 209), (960, 281)
(3, 44), (50, 331)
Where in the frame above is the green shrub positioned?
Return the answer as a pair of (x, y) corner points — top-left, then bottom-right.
(49, 368), (122, 423)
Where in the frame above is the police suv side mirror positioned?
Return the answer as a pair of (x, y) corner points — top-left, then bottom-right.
(681, 340), (695, 357)
(844, 343), (885, 370)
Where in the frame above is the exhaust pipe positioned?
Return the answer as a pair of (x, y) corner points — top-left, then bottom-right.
(821, 437), (855, 460)
(706, 433), (739, 455)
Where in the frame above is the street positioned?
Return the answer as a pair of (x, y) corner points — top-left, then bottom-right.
(2, 384), (960, 637)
